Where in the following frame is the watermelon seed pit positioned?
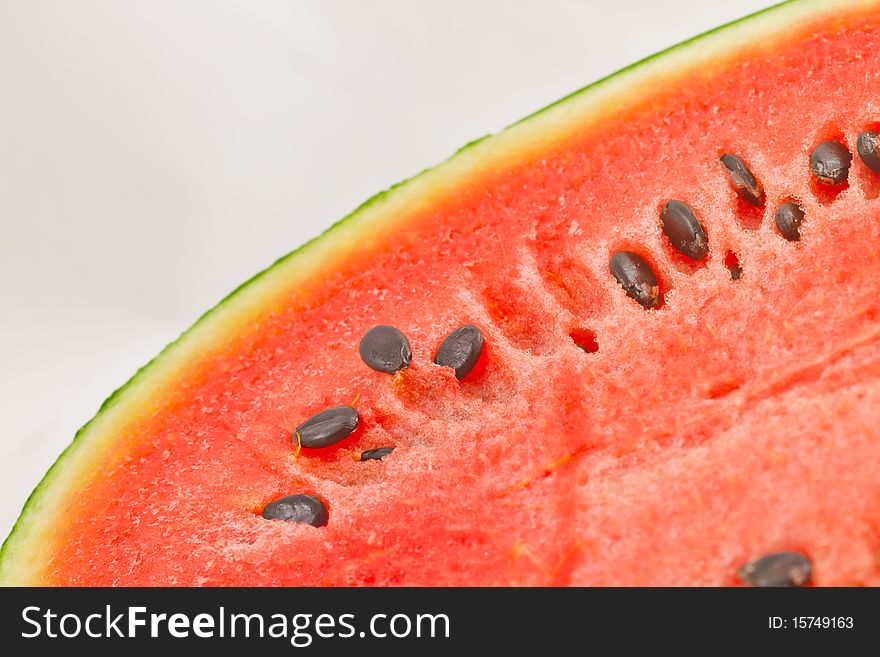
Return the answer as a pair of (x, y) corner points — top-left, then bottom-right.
(858, 130), (880, 173)
(660, 200), (709, 261)
(569, 327), (599, 353)
(261, 494), (329, 527)
(724, 251), (742, 280)
(294, 406), (360, 449)
(810, 139), (853, 185)
(610, 251), (661, 309)
(358, 325), (413, 374)
(433, 325), (485, 380)
(738, 551), (812, 587)
(360, 447), (395, 462)
(775, 201), (806, 242)
(720, 153), (765, 206)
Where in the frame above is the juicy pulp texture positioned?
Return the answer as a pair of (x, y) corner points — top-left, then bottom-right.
(4, 0), (880, 586)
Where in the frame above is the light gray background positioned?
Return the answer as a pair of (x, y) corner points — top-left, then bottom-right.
(0, 0), (770, 540)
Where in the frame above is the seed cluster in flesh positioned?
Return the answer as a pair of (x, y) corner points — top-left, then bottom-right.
(587, 128), (876, 583)
(262, 324), (484, 525)
(265, 125), (878, 581)
(611, 134), (876, 311)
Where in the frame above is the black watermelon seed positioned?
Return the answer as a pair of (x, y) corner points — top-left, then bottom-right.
(360, 447), (395, 461)
(775, 201), (805, 242)
(261, 494), (328, 527)
(295, 406), (359, 449)
(810, 140), (852, 185)
(857, 130), (880, 173)
(610, 251), (660, 309)
(738, 551), (812, 587)
(720, 153), (765, 206)
(660, 200), (709, 260)
(359, 325), (412, 374)
(434, 325), (484, 380)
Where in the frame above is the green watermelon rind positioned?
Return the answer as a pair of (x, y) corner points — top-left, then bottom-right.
(0, 0), (855, 583)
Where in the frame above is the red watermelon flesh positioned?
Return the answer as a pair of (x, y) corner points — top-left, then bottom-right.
(3, 0), (880, 586)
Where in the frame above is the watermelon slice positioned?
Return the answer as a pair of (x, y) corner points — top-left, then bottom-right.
(3, 0), (880, 586)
